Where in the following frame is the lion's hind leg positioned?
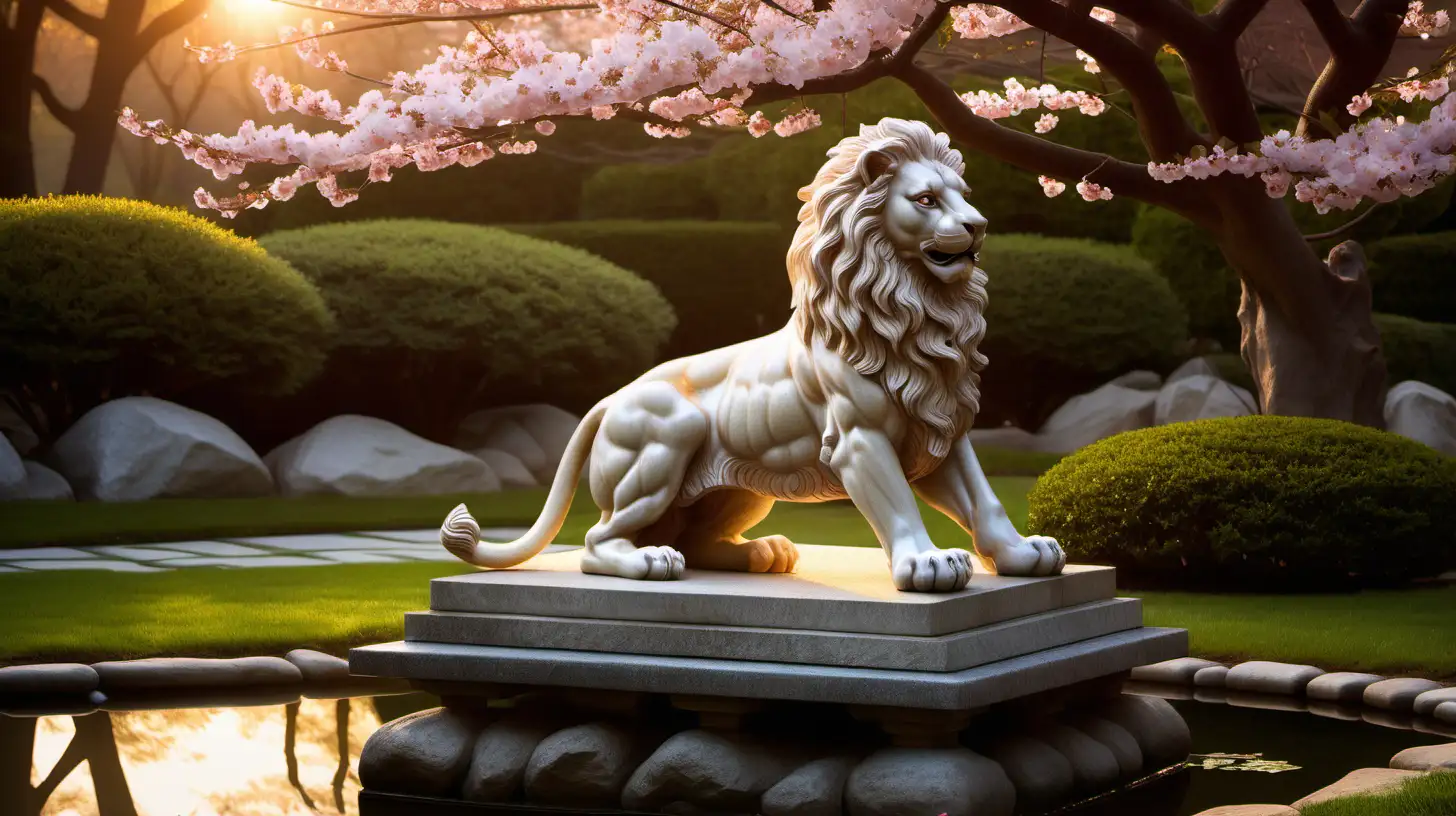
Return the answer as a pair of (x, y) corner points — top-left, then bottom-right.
(581, 381), (707, 581)
(674, 490), (799, 574)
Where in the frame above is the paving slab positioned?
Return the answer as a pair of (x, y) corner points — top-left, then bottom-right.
(152, 555), (327, 568)
(406, 598), (1145, 672)
(358, 528), (528, 545)
(5, 560), (165, 572)
(375, 548), (467, 563)
(151, 541), (271, 557)
(91, 545), (198, 562)
(225, 534), (395, 552)
(352, 627), (1186, 710)
(311, 551), (404, 564)
(0, 547), (96, 560)
(0, 566), (21, 573)
(428, 545), (1117, 637)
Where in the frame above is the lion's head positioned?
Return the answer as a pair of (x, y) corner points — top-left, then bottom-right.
(786, 118), (990, 460)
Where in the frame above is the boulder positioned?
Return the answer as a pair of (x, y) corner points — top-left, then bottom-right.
(1130, 658), (1223, 685)
(1224, 662), (1323, 696)
(622, 730), (805, 813)
(1037, 384), (1157, 454)
(0, 434), (26, 499)
(1168, 357), (1220, 383)
(1075, 717), (1143, 779)
(267, 415), (499, 497)
(524, 722), (648, 807)
(1291, 768), (1422, 808)
(1034, 723), (1120, 793)
(463, 713), (562, 802)
(1390, 742), (1456, 771)
(967, 426), (1042, 452)
(0, 663), (99, 695)
(284, 649), (351, 684)
(472, 449), (538, 489)
(1384, 381), (1456, 456)
(19, 461), (73, 501)
(760, 756), (858, 816)
(1306, 672), (1384, 704)
(1194, 667), (1230, 688)
(1108, 370), (1163, 391)
(1363, 678), (1444, 712)
(45, 397), (271, 501)
(1154, 375), (1256, 425)
(92, 656), (301, 690)
(1414, 687), (1456, 718)
(1191, 807), (1297, 816)
(985, 735), (1074, 811)
(1435, 702), (1456, 724)
(845, 747), (1014, 816)
(1097, 695), (1191, 770)
(360, 707), (479, 796)
(455, 404), (580, 483)
(0, 399), (41, 456)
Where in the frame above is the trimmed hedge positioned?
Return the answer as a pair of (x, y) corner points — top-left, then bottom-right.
(1375, 312), (1456, 396)
(977, 234), (1189, 428)
(0, 195), (333, 442)
(1028, 416), (1456, 590)
(1367, 232), (1456, 324)
(580, 160), (717, 221)
(256, 219), (675, 443)
(1131, 205), (1242, 347)
(504, 221), (792, 360)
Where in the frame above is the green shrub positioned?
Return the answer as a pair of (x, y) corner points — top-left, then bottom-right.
(1367, 232), (1456, 323)
(1028, 416), (1456, 590)
(1131, 205), (1242, 347)
(505, 221), (792, 360)
(977, 234), (1189, 428)
(580, 160), (717, 221)
(256, 219), (675, 444)
(1375, 312), (1456, 395)
(0, 195), (333, 442)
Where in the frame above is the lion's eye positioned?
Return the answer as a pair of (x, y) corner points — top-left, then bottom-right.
(914, 194), (937, 207)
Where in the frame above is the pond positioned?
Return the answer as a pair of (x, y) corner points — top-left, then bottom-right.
(3, 692), (1450, 815)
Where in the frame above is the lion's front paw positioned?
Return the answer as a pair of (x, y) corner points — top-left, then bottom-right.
(986, 535), (1066, 577)
(891, 547), (974, 592)
(583, 542), (685, 581)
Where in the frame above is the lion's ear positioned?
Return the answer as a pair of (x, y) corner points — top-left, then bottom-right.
(857, 148), (896, 186)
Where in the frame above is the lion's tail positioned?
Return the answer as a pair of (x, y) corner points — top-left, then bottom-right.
(440, 400), (607, 569)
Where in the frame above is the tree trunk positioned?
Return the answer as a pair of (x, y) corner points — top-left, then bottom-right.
(0, 0), (44, 198)
(61, 0), (147, 194)
(1212, 180), (1387, 426)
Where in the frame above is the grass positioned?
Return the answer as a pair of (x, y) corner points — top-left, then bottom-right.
(1299, 770), (1456, 816)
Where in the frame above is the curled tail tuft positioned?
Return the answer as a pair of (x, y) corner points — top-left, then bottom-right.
(440, 503), (482, 562)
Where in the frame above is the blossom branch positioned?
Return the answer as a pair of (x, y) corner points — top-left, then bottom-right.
(1209, 0), (1271, 41)
(1299, 0), (1409, 138)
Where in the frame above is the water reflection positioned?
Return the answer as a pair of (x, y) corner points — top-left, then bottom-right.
(6, 695), (403, 816)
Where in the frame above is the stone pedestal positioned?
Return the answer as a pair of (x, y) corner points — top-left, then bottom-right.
(352, 545), (1189, 815)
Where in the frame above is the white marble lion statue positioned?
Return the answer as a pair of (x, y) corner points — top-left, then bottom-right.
(441, 117), (1065, 592)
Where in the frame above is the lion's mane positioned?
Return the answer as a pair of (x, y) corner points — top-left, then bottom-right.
(786, 118), (990, 461)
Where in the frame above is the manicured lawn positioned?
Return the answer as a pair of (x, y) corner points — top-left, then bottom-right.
(1299, 770), (1456, 816)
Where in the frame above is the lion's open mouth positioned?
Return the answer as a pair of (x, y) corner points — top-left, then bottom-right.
(923, 247), (977, 267)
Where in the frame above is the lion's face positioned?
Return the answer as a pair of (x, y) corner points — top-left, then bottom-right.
(879, 158), (987, 285)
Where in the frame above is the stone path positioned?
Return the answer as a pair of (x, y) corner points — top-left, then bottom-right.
(0, 528), (530, 573)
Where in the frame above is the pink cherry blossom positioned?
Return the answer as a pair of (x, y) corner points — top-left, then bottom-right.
(1038, 176), (1066, 197)
(774, 109), (821, 137)
(1034, 113), (1059, 134)
(1076, 180), (1113, 201)
(1348, 94), (1374, 116)
(534, 121), (557, 136)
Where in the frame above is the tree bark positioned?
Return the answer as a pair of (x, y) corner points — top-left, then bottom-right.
(60, 0), (146, 193)
(0, 0), (45, 198)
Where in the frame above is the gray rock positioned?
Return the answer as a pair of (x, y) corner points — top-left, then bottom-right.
(967, 427), (1042, 452)
(845, 747), (1014, 816)
(1154, 375), (1255, 425)
(1306, 672), (1384, 703)
(266, 415), (499, 497)
(1130, 658), (1223, 685)
(0, 663), (99, 695)
(1225, 691), (1307, 713)
(985, 736), (1073, 811)
(524, 721), (647, 807)
(1075, 717), (1143, 779)
(360, 707), (479, 796)
(463, 714), (560, 802)
(0, 434), (25, 499)
(1190, 807), (1297, 816)
(1292, 768), (1421, 808)
(1390, 742), (1456, 771)
(473, 448), (538, 489)
(19, 461), (73, 500)
(455, 404), (580, 483)
(1109, 370), (1162, 391)
(1167, 357), (1220, 383)
(1035, 723), (1120, 793)
(1098, 695), (1191, 770)
(622, 729), (804, 813)
(1193, 666), (1229, 688)
(1434, 701), (1456, 724)
(284, 649), (351, 683)
(1037, 384), (1157, 454)
(1364, 678), (1444, 712)
(92, 656), (302, 690)
(1413, 687), (1456, 717)
(1384, 380), (1456, 455)
(1415, 717), (1456, 740)
(1362, 708), (1414, 730)
(1193, 688), (1228, 705)
(46, 397), (272, 501)
(760, 755), (857, 816)
(0, 400), (41, 456)
(1308, 701), (1363, 721)
(1224, 661), (1323, 695)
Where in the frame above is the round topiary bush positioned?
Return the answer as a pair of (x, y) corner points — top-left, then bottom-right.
(1131, 205), (1242, 348)
(580, 161), (717, 221)
(0, 195), (333, 443)
(256, 219), (675, 444)
(1374, 312), (1456, 397)
(1367, 232), (1456, 324)
(1027, 416), (1456, 590)
(976, 234), (1189, 428)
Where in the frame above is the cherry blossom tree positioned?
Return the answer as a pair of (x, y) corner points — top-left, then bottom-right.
(126, 0), (1455, 427)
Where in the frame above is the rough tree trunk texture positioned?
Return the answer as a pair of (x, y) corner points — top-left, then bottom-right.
(1212, 179), (1387, 426)
(60, 0), (147, 194)
(0, 0), (44, 198)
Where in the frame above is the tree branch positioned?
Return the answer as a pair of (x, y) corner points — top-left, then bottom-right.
(1303, 202), (1382, 241)
(42, 0), (102, 37)
(1209, 0), (1271, 41)
(1297, 0), (1407, 138)
(1092, 0), (1211, 56)
(131, 0), (210, 69)
(34, 76), (81, 130)
(895, 62), (1216, 224)
(1299, 0), (1359, 53)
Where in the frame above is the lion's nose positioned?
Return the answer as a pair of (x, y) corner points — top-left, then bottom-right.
(964, 218), (987, 250)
